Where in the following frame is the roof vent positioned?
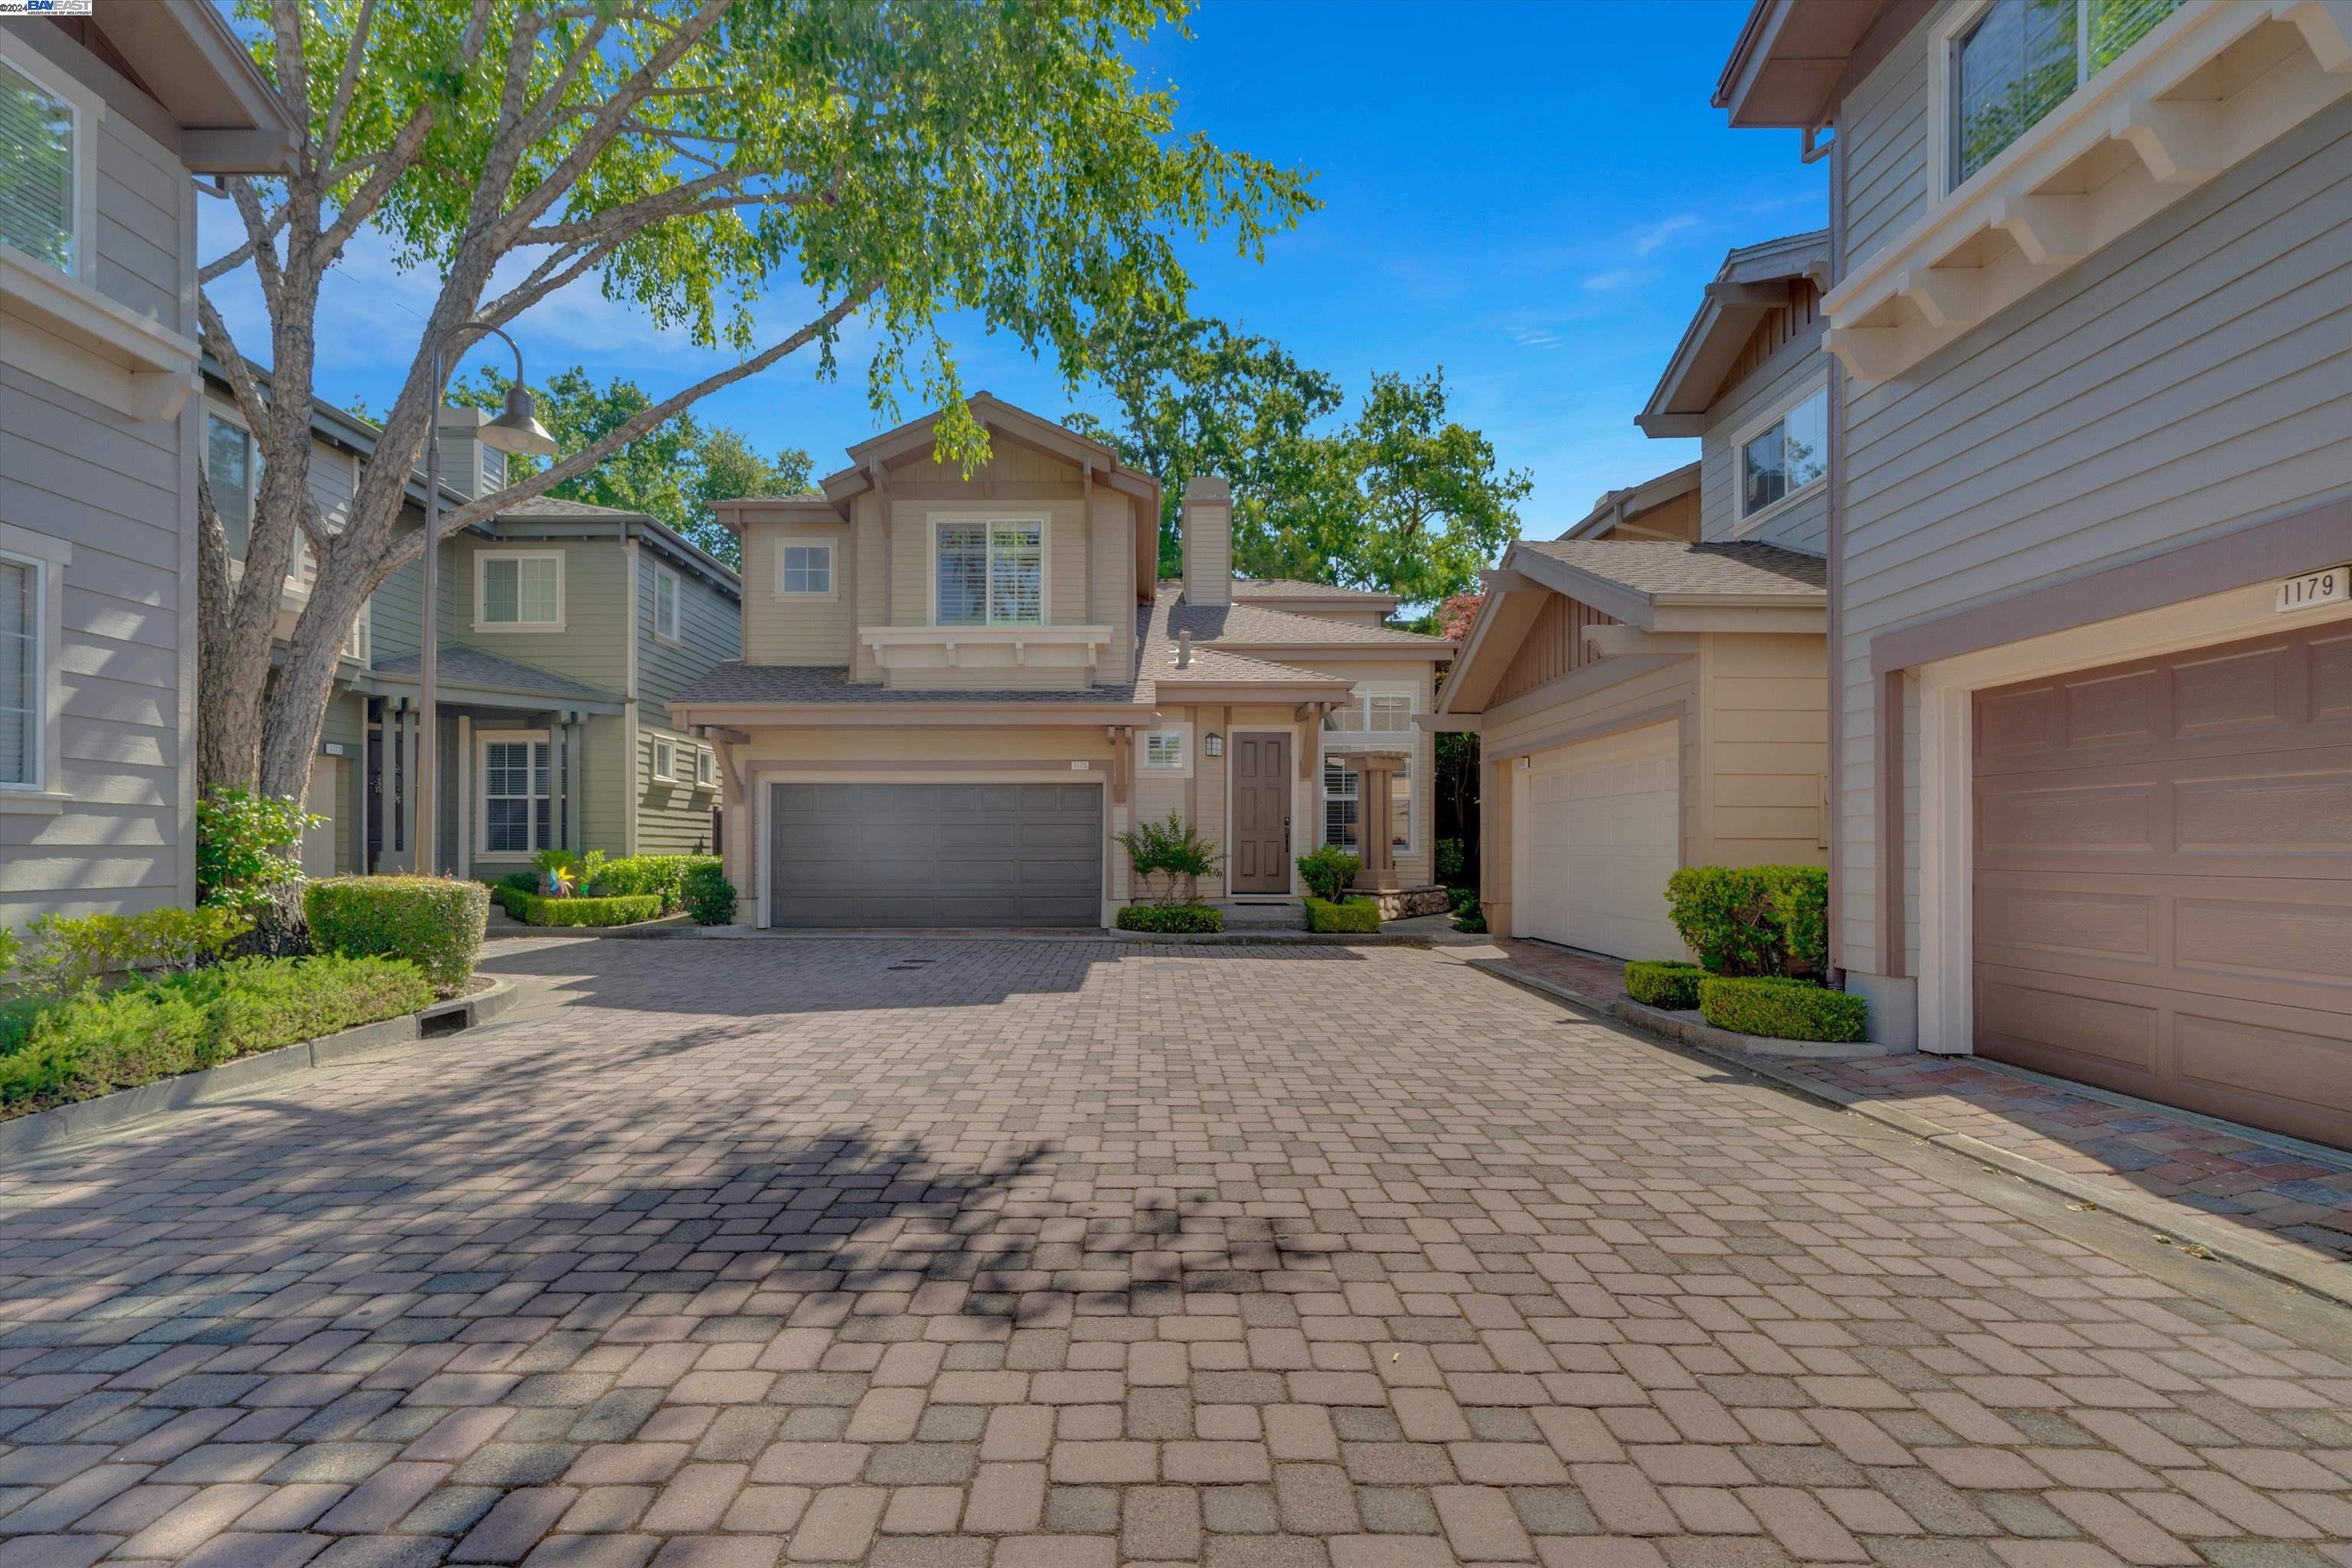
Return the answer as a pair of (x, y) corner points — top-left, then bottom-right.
(1176, 629), (1192, 668)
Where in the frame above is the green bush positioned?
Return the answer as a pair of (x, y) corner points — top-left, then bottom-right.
(1305, 896), (1381, 933)
(1115, 812), (1223, 904)
(0, 953), (433, 1119)
(1114, 903), (1224, 933)
(1698, 975), (1869, 1043)
(682, 864), (738, 925)
(16, 906), (250, 998)
(1435, 838), (1467, 884)
(497, 871), (539, 895)
(494, 888), (662, 927)
(1451, 910), (1486, 934)
(1624, 959), (1706, 1010)
(1447, 885), (1480, 914)
(1664, 864), (1828, 977)
(304, 877), (488, 994)
(592, 854), (721, 910)
(1295, 845), (1361, 903)
(196, 787), (318, 912)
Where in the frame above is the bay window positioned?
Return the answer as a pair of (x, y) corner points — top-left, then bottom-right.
(1951, 0), (2180, 188)
(936, 520), (1044, 626)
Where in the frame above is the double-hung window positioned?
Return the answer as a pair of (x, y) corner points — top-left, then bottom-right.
(1950, 0), (2180, 188)
(936, 521), (1044, 626)
(654, 564), (681, 643)
(481, 734), (551, 854)
(1737, 385), (1828, 525)
(0, 555), (41, 790)
(477, 551), (562, 630)
(778, 541), (833, 596)
(652, 738), (678, 782)
(0, 38), (90, 279)
(1320, 686), (1416, 854)
(696, 747), (716, 789)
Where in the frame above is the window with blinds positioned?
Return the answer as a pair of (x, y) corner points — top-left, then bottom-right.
(0, 53), (75, 275)
(1953, 0), (2180, 187)
(0, 558), (36, 789)
(478, 554), (561, 626)
(936, 521), (1044, 626)
(482, 738), (550, 854)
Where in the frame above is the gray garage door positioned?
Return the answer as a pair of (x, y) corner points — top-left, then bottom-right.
(768, 782), (1102, 928)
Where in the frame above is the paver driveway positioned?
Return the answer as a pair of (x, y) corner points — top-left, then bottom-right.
(2, 938), (2350, 1568)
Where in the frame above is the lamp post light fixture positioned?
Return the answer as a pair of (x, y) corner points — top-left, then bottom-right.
(414, 321), (558, 876)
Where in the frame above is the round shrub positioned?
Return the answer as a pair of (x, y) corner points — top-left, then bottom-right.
(682, 863), (738, 925)
(1295, 845), (1361, 903)
(304, 877), (488, 994)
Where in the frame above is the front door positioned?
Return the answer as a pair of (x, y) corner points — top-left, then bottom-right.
(1230, 733), (1292, 893)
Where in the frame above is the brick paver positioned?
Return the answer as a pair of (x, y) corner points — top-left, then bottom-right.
(0, 936), (2348, 1566)
(1494, 937), (2352, 1264)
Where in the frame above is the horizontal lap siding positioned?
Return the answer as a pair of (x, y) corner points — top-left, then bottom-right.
(1, 103), (194, 926)
(635, 544), (737, 856)
(1700, 634), (1829, 867)
(743, 520), (851, 665)
(1834, 81), (2352, 974)
(449, 537), (630, 694)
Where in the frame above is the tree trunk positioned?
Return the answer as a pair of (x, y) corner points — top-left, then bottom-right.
(256, 551), (374, 802)
(194, 469), (260, 792)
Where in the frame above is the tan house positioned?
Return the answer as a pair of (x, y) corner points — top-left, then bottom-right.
(1718, 0), (2352, 1145)
(0, 7), (291, 933)
(671, 395), (1455, 929)
(1432, 237), (1833, 960)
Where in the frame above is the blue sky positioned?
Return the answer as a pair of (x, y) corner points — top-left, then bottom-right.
(203, 0), (1825, 541)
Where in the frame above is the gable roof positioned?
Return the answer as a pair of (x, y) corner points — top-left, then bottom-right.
(1135, 587), (1353, 705)
(1560, 462), (1701, 541)
(1516, 538), (1827, 602)
(1230, 579), (1402, 609)
(1636, 230), (1830, 438)
(1713, 0), (1898, 129)
(1155, 587), (1457, 658)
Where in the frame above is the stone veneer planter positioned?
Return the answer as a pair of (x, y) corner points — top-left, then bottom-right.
(1373, 884), (1452, 920)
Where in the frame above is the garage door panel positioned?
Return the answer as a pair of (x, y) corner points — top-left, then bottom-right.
(770, 781), (1102, 927)
(1974, 619), (2352, 1147)
(1515, 721), (1683, 962)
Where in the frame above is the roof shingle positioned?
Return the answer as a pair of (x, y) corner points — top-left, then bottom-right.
(1514, 538), (1826, 599)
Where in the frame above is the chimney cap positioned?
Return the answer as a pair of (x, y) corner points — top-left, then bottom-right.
(1183, 474), (1231, 501)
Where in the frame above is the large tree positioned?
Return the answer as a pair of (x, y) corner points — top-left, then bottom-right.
(452, 365), (812, 567)
(199, 0), (1312, 799)
(1070, 318), (1528, 606)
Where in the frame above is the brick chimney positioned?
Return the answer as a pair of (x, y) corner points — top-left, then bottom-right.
(1181, 474), (1231, 606)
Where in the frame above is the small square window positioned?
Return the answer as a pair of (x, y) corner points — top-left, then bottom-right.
(697, 748), (715, 787)
(779, 542), (834, 596)
(652, 739), (678, 782)
(1143, 730), (1184, 770)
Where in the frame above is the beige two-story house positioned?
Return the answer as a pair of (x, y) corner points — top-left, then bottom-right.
(1, 6), (290, 934)
(672, 395), (1455, 929)
(1432, 235), (1832, 961)
(1719, 0), (2352, 1145)
(201, 376), (743, 880)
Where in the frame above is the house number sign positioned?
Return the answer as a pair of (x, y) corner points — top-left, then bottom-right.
(2275, 565), (2348, 613)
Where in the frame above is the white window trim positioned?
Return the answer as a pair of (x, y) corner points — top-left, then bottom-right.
(695, 746), (717, 789)
(652, 562), (682, 645)
(774, 535), (840, 601)
(475, 728), (553, 858)
(473, 549), (566, 632)
(343, 598), (373, 665)
(0, 28), (104, 286)
(926, 512), (1051, 629)
(0, 526), (69, 812)
(652, 737), (678, 782)
(1726, 377), (1829, 537)
(1141, 724), (1191, 776)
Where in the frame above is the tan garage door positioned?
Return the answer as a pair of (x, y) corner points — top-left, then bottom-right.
(1971, 620), (2352, 1148)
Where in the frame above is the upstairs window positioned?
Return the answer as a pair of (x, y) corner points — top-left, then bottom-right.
(477, 551), (563, 629)
(936, 520), (1043, 626)
(0, 45), (81, 276)
(654, 563), (681, 643)
(1321, 690), (1414, 733)
(1737, 385), (1828, 524)
(777, 541), (833, 596)
(205, 414), (257, 552)
(1952, 0), (2180, 188)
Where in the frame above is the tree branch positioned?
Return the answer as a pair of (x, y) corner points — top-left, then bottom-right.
(315, 0), (377, 172)
(394, 286), (871, 557)
(313, 0), (495, 267)
(227, 177), (286, 304)
(198, 292), (270, 436)
(199, 197), (292, 284)
(511, 171), (809, 249)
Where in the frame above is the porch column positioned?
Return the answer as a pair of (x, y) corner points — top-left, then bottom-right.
(401, 701), (420, 872)
(1338, 749), (1407, 893)
(457, 715), (472, 878)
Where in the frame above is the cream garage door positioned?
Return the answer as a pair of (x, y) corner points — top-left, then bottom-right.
(1514, 721), (1682, 960)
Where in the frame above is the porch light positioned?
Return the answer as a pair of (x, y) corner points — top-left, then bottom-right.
(1204, 732), (1223, 757)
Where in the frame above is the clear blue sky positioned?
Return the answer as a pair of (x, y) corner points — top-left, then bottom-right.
(204, 0), (1825, 541)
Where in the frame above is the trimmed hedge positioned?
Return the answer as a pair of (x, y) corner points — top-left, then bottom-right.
(1625, 959), (1705, 1010)
(305, 877), (487, 994)
(590, 854), (720, 910)
(1305, 896), (1381, 933)
(1115, 903), (1224, 933)
(1295, 846), (1361, 903)
(0, 954), (434, 1119)
(493, 887), (662, 928)
(1664, 864), (1829, 978)
(1698, 975), (1870, 1043)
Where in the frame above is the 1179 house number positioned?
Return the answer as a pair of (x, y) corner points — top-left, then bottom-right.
(2276, 565), (2348, 613)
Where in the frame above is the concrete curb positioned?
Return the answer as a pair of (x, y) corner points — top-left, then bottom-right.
(0, 976), (521, 1165)
(596, 925), (1492, 948)
(1470, 959), (2352, 1313)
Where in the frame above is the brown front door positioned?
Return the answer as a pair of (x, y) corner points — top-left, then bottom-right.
(1971, 619), (2352, 1148)
(1230, 733), (1292, 894)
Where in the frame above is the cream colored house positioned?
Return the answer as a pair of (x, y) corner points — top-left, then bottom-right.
(1718, 0), (2352, 1146)
(671, 396), (1455, 928)
(1432, 235), (1833, 959)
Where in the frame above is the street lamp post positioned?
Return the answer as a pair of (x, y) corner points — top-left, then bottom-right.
(416, 322), (557, 876)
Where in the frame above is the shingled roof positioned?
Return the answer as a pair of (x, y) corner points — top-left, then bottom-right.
(1514, 538), (1827, 599)
(675, 663), (1143, 705)
(1157, 589), (1456, 649)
